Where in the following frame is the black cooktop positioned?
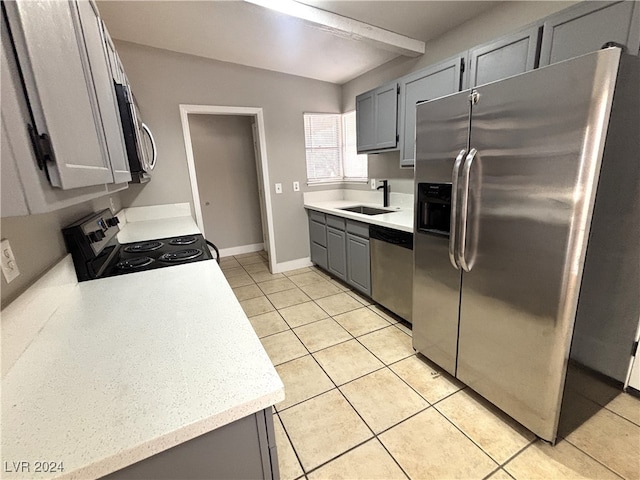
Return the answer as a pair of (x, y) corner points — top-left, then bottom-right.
(62, 210), (215, 281)
(104, 234), (213, 277)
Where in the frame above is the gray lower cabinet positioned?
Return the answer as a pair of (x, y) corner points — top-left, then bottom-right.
(540, 0), (640, 67)
(346, 232), (371, 296)
(309, 211), (328, 269)
(308, 210), (372, 295)
(327, 226), (347, 281)
(468, 25), (541, 87)
(398, 54), (465, 167)
(102, 408), (279, 480)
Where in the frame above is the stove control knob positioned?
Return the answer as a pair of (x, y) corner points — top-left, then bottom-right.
(106, 217), (120, 227)
(88, 230), (106, 243)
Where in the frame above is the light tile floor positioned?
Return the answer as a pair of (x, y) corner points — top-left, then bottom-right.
(222, 252), (640, 480)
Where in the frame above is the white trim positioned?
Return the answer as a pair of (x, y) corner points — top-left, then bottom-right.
(179, 105), (277, 273)
(218, 243), (265, 258)
(273, 257), (313, 274)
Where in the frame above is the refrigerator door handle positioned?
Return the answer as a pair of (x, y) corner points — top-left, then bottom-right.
(458, 148), (477, 272)
(449, 149), (467, 270)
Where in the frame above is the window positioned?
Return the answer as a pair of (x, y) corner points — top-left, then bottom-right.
(304, 112), (367, 184)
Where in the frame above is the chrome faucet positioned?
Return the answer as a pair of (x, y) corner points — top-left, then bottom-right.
(377, 180), (390, 207)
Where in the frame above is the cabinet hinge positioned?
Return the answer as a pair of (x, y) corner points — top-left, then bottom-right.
(632, 341), (639, 357)
(27, 123), (54, 182)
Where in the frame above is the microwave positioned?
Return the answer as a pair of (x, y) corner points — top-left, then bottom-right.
(114, 82), (156, 183)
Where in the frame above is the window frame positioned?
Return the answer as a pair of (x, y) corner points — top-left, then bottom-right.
(304, 111), (367, 186)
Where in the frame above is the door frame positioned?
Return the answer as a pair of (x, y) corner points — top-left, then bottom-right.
(179, 104), (276, 272)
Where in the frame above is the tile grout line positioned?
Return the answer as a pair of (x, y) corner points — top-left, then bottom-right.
(562, 436), (627, 480)
(239, 254), (638, 480)
(496, 437), (537, 474)
(274, 304), (415, 478)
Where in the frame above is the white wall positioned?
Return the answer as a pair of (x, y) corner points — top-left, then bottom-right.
(116, 41), (342, 264)
(0, 194), (121, 308)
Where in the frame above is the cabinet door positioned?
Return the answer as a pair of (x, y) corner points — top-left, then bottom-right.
(399, 55), (464, 167)
(1, 15), (110, 218)
(75, 1), (131, 184)
(310, 242), (328, 270)
(540, 1), (640, 67)
(327, 226), (347, 281)
(356, 91), (376, 152)
(374, 83), (398, 149)
(347, 233), (371, 296)
(469, 26), (540, 87)
(4, 0), (115, 189)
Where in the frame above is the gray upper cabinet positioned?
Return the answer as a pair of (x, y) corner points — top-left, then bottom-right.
(398, 55), (465, 167)
(374, 83), (399, 149)
(75, 1), (131, 185)
(1, 10), (113, 217)
(468, 25), (541, 87)
(356, 82), (398, 153)
(539, 1), (640, 67)
(356, 91), (376, 152)
(3, 0), (129, 190)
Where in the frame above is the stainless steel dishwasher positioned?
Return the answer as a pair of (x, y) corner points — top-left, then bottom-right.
(369, 225), (413, 323)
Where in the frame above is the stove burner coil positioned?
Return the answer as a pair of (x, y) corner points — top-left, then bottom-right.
(168, 236), (197, 246)
(116, 257), (154, 269)
(123, 241), (163, 253)
(159, 249), (203, 263)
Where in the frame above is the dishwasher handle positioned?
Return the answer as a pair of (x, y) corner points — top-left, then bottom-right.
(369, 225), (413, 250)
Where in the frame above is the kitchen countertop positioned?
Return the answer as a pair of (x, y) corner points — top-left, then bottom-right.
(304, 199), (414, 233)
(1, 210), (284, 479)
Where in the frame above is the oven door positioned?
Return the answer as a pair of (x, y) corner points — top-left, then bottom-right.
(114, 82), (156, 183)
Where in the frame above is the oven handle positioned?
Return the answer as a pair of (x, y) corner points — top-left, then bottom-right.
(142, 123), (157, 170)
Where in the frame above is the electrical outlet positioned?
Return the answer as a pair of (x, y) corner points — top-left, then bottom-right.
(293, 181), (300, 192)
(109, 197), (116, 213)
(1, 239), (20, 283)
(275, 183), (283, 194)
(370, 179), (377, 190)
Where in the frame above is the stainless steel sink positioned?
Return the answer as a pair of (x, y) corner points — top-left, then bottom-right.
(339, 205), (396, 215)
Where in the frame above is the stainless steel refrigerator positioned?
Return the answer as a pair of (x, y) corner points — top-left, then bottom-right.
(413, 47), (639, 443)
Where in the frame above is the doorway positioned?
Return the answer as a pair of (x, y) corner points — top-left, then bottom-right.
(179, 105), (276, 272)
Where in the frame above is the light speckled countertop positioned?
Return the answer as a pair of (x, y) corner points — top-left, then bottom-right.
(1, 207), (284, 479)
(304, 199), (414, 233)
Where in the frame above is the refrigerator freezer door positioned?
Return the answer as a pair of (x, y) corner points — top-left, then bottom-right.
(413, 91), (469, 376)
(455, 49), (622, 441)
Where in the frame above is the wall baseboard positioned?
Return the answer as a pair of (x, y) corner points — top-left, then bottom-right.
(218, 243), (264, 258)
(273, 257), (313, 274)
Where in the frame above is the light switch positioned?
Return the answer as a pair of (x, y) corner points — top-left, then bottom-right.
(293, 181), (300, 192)
(275, 183), (283, 194)
(370, 179), (377, 190)
(1, 239), (20, 283)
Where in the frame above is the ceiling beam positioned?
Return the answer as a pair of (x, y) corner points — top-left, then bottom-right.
(244, 0), (425, 57)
